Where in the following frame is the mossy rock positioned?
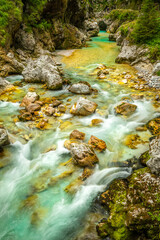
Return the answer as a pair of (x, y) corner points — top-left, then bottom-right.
(139, 150), (150, 166)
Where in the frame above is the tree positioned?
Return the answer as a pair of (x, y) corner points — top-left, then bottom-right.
(131, 0), (160, 43)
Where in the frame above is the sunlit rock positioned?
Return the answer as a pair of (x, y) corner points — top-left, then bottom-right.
(26, 103), (41, 114)
(115, 102), (137, 116)
(44, 106), (55, 116)
(88, 135), (107, 152)
(58, 104), (66, 113)
(70, 143), (99, 167)
(70, 97), (97, 116)
(21, 92), (39, 107)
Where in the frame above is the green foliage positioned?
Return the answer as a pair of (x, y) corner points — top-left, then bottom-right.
(120, 21), (136, 37)
(105, 9), (138, 23)
(130, 0), (160, 44)
(23, 0), (48, 27)
(0, 0), (23, 46)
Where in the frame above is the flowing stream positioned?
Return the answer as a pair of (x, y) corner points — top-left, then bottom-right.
(0, 31), (159, 240)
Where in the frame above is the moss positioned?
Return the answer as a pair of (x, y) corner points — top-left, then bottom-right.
(139, 151), (150, 166)
(105, 9), (138, 23)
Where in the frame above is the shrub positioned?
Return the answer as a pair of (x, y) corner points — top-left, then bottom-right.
(105, 9), (139, 23)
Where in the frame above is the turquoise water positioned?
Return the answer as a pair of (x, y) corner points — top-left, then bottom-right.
(0, 31), (158, 240)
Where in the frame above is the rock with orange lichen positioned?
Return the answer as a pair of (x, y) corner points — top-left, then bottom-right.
(70, 130), (85, 141)
(88, 135), (107, 152)
(70, 143), (99, 167)
(70, 97), (97, 116)
(44, 106), (55, 116)
(36, 119), (49, 130)
(115, 102), (137, 116)
(123, 134), (144, 149)
(58, 104), (66, 113)
(79, 168), (93, 181)
(91, 119), (103, 126)
(146, 117), (160, 135)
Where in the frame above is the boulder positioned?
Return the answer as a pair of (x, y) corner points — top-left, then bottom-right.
(0, 128), (10, 147)
(22, 55), (63, 90)
(84, 20), (99, 37)
(147, 135), (160, 175)
(88, 135), (107, 152)
(70, 143), (99, 167)
(146, 117), (160, 135)
(70, 130), (85, 141)
(0, 77), (10, 89)
(26, 103), (41, 114)
(21, 92), (39, 107)
(69, 81), (92, 95)
(44, 107), (55, 116)
(70, 97), (97, 116)
(115, 102), (137, 116)
(58, 104), (66, 113)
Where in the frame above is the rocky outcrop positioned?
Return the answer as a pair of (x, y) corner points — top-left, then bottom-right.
(70, 142), (99, 167)
(69, 81), (92, 95)
(22, 55), (63, 90)
(70, 97), (97, 116)
(115, 102), (137, 116)
(97, 167), (160, 240)
(84, 20), (99, 37)
(147, 135), (160, 175)
(0, 128), (10, 147)
(70, 130), (85, 141)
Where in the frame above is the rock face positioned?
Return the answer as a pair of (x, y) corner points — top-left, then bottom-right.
(153, 62), (160, 75)
(147, 135), (160, 175)
(70, 97), (97, 116)
(0, 129), (10, 147)
(15, 26), (36, 52)
(70, 143), (99, 167)
(97, 167), (160, 240)
(0, 78), (11, 92)
(84, 20), (99, 37)
(149, 76), (160, 89)
(69, 82), (92, 95)
(22, 55), (63, 90)
(115, 102), (137, 116)
(88, 135), (107, 152)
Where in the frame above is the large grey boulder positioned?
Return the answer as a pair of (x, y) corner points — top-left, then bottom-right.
(147, 135), (160, 175)
(70, 97), (97, 116)
(70, 142), (99, 167)
(69, 81), (92, 95)
(22, 55), (63, 90)
(0, 129), (10, 147)
(84, 20), (99, 37)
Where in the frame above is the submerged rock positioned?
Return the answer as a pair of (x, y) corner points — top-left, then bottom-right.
(22, 55), (63, 90)
(123, 134), (144, 149)
(115, 102), (137, 116)
(70, 143), (99, 167)
(147, 135), (160, 175)
(91, 119), (103, 126)
(88, 135), (107, 152)
(70, 97), (97, 116)
(0, 128), (10, 147)
(69, 81), (92, 95)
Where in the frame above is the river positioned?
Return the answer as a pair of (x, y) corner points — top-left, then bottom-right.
(0, 31), (158, 240)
